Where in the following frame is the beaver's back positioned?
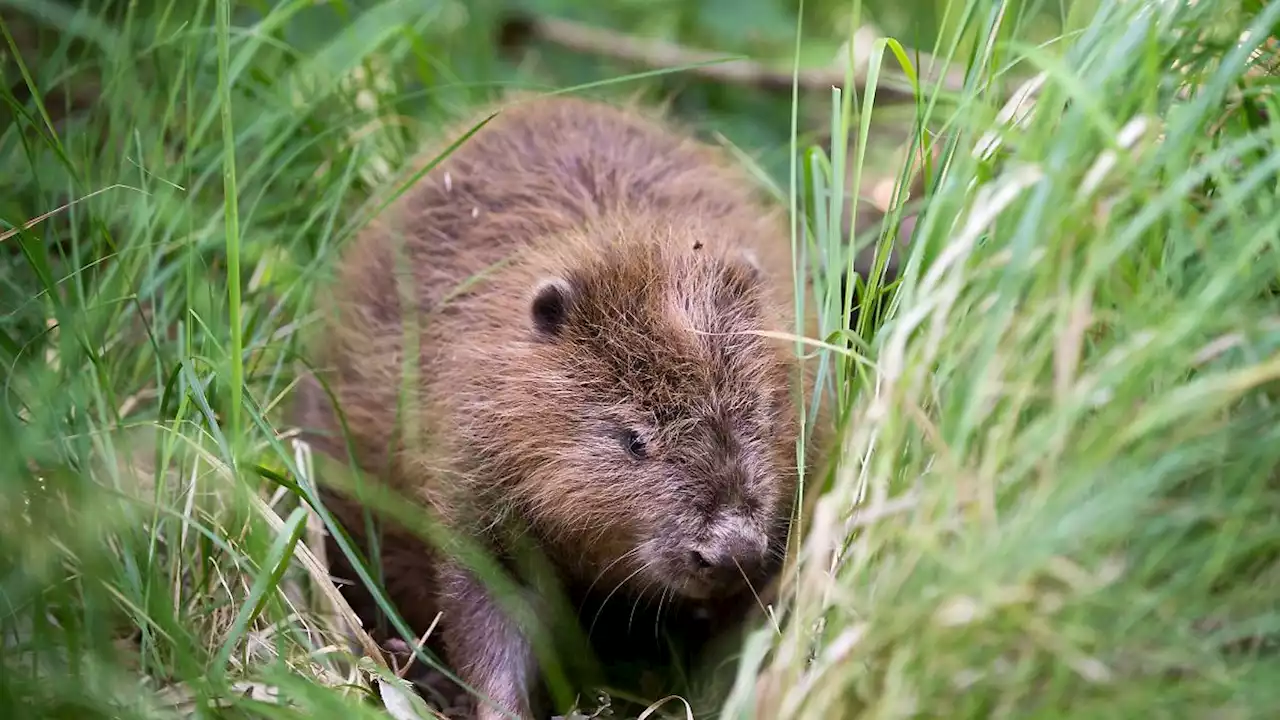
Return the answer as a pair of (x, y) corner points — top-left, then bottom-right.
(339, 96), (782, 312)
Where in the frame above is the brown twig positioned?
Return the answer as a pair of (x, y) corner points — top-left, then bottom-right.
(500, 15), (968, 103)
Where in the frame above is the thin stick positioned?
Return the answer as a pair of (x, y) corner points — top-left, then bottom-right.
(502, 15), (968, 102)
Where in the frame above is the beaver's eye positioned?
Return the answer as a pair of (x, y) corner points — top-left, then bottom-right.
(621, 430), (648, 459)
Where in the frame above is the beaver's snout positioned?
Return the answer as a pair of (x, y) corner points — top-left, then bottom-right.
(686, 513), (770, 590)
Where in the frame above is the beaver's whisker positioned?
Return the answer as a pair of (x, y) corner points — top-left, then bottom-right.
(654, 587), (668, 641)
(580, 545), (642, 609)
(588, 560), (652, 639)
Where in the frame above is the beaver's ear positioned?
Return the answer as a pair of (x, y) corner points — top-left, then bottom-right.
(723, 249), (766, 298)
(529, 277), (575, 338)
(738, 249), (765, 283)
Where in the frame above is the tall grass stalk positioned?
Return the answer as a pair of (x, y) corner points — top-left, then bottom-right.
(215, 0), (244, 451)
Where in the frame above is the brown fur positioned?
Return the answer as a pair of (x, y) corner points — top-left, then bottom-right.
(293, 94), (829, 719)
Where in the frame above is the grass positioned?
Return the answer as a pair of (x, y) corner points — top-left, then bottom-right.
(2, 0), (1280, 718)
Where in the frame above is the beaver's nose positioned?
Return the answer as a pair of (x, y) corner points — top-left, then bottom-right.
(689, 523), (768, 585)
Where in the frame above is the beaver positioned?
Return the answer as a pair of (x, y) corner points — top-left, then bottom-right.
(292, 94), (827, 719)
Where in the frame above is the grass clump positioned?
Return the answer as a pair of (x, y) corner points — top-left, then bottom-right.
(733, 0), (1280, 717)
(2, 0), (1279, 718)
